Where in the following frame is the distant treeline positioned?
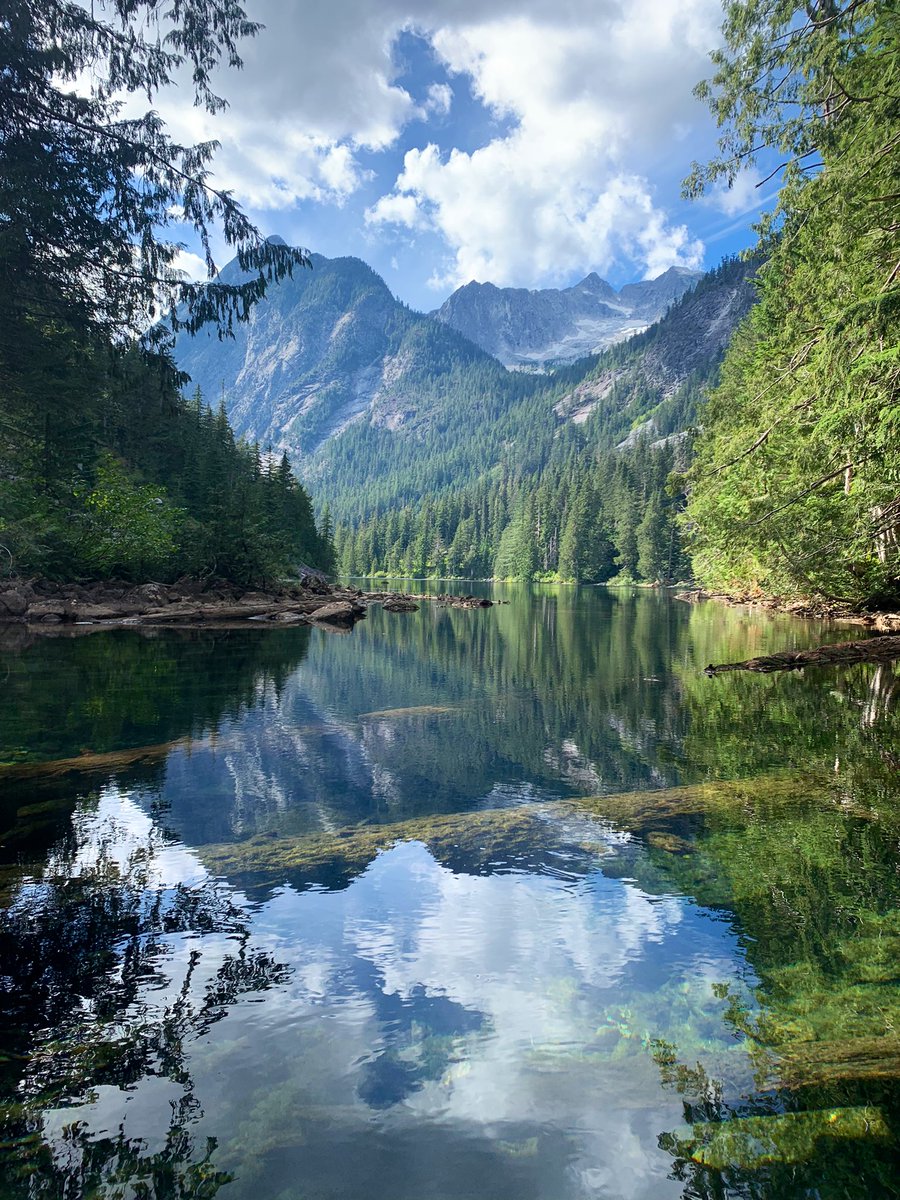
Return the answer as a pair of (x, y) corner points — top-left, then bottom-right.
(334, 438), (691, 584)
(327, 259), (745, 584)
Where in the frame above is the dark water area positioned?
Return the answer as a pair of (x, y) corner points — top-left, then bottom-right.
(1, 585), (898, 1198)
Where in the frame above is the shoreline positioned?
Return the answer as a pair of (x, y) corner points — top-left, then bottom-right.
(673, 587), (900, 633)
(4, 575), (900, 638)
(0, 577), (497, 636)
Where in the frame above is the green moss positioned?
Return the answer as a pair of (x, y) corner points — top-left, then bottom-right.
(200, 803), (552, 885)
(674, 1106), (891, 1170)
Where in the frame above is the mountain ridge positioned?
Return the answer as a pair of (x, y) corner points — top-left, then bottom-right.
(171, 249), (756, 545)
(173, 252), (502, 457)
(432, 265), (702, 367)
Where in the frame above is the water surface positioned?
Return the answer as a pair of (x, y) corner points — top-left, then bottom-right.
(1, 586), (897, 1198)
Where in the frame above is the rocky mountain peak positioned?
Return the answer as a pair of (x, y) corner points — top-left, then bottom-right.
(433, 266), (701, 367)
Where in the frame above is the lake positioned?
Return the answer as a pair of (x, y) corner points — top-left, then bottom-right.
(1, 585), (898, 1199)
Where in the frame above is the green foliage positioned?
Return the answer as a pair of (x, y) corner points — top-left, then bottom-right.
(325, 257), (752, 583)
(0, 318), (333, 582)
(685, 1), (900, 603)
(335, 438), (692, 583)
(0, 0), (307, 341)
(0, 5), (332, 585)
(80, 453), (183, 576)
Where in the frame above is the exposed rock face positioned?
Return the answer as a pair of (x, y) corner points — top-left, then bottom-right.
(172, 252), (497, 458)
(0, 587), (29, 617)
(169, 248), (753, 532)
(171, 250), (703, 475)
(433, 267), (702, 368)
(307, 600), (366, 626)
(553, 261), (758, 432)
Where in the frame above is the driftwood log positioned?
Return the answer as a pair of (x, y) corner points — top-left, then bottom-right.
(705, 634), (900, 675)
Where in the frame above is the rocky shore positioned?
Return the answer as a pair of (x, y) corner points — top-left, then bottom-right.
(0, 577), (496, 633)
(674, 587), (900, 633)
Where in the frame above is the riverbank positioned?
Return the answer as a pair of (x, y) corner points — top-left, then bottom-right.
(675, 587), (900, 632)
(0, 577), (496, 633)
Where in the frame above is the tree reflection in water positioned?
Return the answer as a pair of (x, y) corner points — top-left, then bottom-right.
(1, 799), (291, 1196)
(1, 595), (899, 1197)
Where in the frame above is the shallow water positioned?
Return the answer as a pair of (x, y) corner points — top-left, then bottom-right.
(1, 586), (898, 1198)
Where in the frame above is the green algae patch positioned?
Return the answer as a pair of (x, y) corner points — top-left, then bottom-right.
(675, 1106), (891, 1170)
(199, 804), (553, 886)
(775, 1035), (900, 1090)
(0, 736), (195, 781)
(197, 771), (857, 893)
(568, 772), (844, 834)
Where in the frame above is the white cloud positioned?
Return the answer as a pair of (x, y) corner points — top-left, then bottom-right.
(370, 147), (704, 289)
(151, 96), (368, 211)
(373, 2), (719, 286)
(367, 191), (428, 231)
(171, 249), (210, 281)
(706, 168), (766, 217)
(423, 82), (453, 116)
(143, 0), (723, 285)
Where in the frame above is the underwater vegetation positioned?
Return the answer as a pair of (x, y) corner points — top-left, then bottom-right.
(1, 600), (899, 1196)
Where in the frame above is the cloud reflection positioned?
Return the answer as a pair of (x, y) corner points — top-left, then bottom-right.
(20, 786), (750, 1200)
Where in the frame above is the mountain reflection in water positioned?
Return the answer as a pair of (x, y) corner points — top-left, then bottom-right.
(1, 586), (898, 1199)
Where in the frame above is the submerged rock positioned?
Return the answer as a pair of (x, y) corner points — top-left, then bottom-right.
(359, 705), (457, 719)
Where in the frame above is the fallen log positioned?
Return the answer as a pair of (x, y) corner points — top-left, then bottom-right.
(772, 1034), (900, 1090)
(0, 737), (194, 782)
(704, 634), (900, 676)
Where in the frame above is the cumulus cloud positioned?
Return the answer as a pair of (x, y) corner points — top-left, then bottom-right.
(367, 4), (717, 286)
(152, 97), (369, 211)
(368, 148), (704, 289)
(423, 82), (453, 116)
(367, 191), (429, 231)
(147, 0), (723, 285)
(171, 249), (209, 281)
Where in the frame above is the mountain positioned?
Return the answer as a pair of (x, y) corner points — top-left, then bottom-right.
(171, 249), (756, 584)
(319, 255), (758, 584)
(432, 266), (702, 368)
(552, 259), (756, 437)
(172, 251), (505, 457)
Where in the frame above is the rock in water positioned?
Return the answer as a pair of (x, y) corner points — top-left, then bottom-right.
(308, 600), (365, 626)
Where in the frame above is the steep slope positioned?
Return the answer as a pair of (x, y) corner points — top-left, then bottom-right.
(433, 266), (702, 367)
(173, 251), (505, 456)
(327, 257), (758, 582)
(307, 257), (756, 530)
(552, 257), (757, 438)
(172, 250), (756, 560)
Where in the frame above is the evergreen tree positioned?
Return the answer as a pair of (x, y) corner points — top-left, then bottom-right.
(684, 1), (900, 603)
(0, 0), (306, 342)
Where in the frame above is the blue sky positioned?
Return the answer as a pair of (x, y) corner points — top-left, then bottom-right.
(156, 0), (775, 312)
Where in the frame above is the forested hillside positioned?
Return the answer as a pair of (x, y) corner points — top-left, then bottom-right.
(169, 233), (754, 585)
(330, 257), (756, 581)
(684, 0), (900, 606)
(173, 250), (514, 458)
(0, 318), (332, 582)
(0, 2), (333, 585)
